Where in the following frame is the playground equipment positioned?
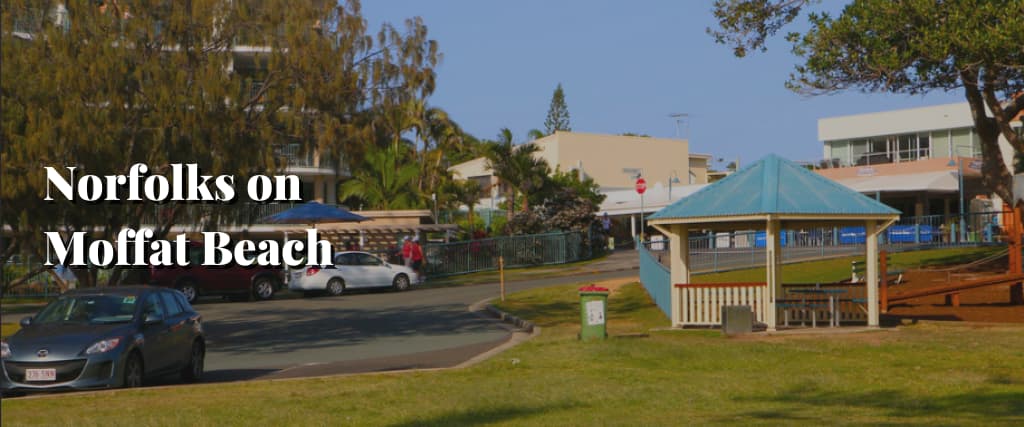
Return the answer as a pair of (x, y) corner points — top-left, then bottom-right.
(882, 205), (1024, 311)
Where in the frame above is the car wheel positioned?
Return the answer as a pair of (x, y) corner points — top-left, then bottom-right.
(393, 274), (410, 291)
(181, 340), (205, 382)
(253, 277), (275, 301)
(123, 352), (144, 388)
(326, 278), (345, 296)
(177, 280), (199, 304)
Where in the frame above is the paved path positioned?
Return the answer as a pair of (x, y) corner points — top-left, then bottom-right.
(198, 250), (640, 382)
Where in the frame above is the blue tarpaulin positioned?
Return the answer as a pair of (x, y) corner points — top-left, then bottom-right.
(754, 231), (788, 248)
(839, 227), (866, 244)
(887, 225), (933, 243)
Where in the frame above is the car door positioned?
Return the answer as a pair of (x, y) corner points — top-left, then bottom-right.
(334, 253), (367, 288)
(158, 290), (191, 369)
(139, 292), (175, 375)
(356, 253), (392, 288)
(187, 245), (234, 294)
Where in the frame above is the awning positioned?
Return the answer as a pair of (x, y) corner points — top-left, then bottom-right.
(836, 170), (959, 194)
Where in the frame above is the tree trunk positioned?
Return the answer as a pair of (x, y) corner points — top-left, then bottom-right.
(961, 72), (1014, 204)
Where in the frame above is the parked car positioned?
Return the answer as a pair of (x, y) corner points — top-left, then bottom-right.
(148, 242), (283, 303)
(289, 251), (416, 296)
(1, 286), (205, 394)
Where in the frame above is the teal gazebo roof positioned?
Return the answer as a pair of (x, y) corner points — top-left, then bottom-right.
(648, 154), (899, 225)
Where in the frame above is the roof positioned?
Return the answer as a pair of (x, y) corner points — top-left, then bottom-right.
(836, 170), (958, 194)
(598, 182), (707, 216)
(648, 154), (900, 223)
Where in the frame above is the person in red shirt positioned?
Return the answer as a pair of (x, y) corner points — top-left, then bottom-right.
(411, 236), (425, 283)
(401, 236), (413, 268)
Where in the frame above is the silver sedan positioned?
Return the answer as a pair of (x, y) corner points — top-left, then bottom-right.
(288, 251), (417, 296)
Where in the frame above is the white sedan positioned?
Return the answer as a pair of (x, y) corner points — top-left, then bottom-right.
(289, 251), (416, 296)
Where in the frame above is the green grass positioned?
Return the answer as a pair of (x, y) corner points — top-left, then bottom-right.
(2, 277), (1021, 426)
(426, 255), (609, 287)
(692, 246), (1002, 284)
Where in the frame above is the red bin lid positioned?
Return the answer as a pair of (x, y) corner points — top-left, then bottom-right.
(578, 285), (609, 292)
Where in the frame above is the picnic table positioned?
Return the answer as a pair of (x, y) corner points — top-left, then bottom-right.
(783, 287), (848, 328)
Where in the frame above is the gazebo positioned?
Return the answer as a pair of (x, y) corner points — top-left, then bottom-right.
(647, 154), (900, 330)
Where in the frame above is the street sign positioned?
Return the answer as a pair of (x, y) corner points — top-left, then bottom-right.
(635, 177), (647, 194)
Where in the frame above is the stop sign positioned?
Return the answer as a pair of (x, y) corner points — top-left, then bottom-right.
(635, 177), (647, 194)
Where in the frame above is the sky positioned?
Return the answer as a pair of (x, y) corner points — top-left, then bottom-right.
(361, 1), (965, 169)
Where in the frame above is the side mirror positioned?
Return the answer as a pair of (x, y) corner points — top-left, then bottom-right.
(144, 313), (163, 325)
(19, 316), (33, 327)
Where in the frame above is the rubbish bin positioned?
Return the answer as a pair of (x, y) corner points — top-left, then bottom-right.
(578, 285), (609, 340)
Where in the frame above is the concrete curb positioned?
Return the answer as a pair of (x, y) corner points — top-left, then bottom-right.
(469, 297), (536, 333)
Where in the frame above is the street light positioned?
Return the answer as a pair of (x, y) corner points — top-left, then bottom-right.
(668, 171), (681, 201)
(948, 157), (966, 242)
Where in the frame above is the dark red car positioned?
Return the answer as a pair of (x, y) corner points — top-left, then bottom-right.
(148, 243), (283, 303)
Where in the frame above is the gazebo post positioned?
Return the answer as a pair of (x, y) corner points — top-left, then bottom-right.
(866, 219), (880, 327)
(766, 218), (781, 331)
(668, 224), (691, 326)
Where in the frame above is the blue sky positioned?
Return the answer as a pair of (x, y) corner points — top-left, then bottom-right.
(361, 1), (964, 168)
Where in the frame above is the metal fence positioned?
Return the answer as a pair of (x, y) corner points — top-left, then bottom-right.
(638, 246), (671, 317)
(642, 212), (1003, 274)
(423, 231), (591, 277)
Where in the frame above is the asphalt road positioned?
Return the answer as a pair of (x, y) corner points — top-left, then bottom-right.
(198, 266), (639, 382)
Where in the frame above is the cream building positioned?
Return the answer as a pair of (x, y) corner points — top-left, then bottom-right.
(449, 131), (710, 196)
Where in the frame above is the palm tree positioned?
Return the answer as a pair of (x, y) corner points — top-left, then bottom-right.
(445, 179), (483, 238)
(509, 148), (550, 212)
(484, 128), (549, 219)
(339, 145), (422, 210)
(527, 128), (546, 140)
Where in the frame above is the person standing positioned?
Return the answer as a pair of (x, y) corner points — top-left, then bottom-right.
(411, 236), (425, 284)
(401, 236), (413, 268)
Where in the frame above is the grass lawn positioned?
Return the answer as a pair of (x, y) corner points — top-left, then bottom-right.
(3, 275), (1022, 426)
(425, 254), (609, 287)
(692, 246), (1002, 283)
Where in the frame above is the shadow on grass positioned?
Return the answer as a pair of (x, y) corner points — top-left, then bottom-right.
(386, 400), (583, 427)
(725, 384), (1024, 423)
(909, 249), (1004, 270)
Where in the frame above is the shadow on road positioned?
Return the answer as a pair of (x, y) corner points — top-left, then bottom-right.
(204, 303), (505, 356)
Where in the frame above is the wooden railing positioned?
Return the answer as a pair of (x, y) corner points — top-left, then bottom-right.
(674, 282), (768, 326)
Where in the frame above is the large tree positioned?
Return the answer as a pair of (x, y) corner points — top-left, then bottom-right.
(1, 0), (439, 288)
(543, 83), (571, 135)
(484, 128), (549, 220)
(339, 145), (421, 210)
(709, 0), (1024, 202)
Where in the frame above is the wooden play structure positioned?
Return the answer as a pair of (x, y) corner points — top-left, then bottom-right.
(883, 205), (1024, 311)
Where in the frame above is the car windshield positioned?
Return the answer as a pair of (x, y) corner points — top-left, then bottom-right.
(33, 294), (138, 325)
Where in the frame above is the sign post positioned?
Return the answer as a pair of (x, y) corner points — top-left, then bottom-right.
(636, 177), (647, 245)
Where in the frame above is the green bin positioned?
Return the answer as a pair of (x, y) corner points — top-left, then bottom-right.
(578, 285), (609, 340)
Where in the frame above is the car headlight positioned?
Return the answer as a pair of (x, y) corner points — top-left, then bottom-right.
(85, 337), (122, 355)
(1, 341), (9, 359)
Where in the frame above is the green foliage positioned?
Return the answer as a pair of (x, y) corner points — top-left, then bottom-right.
(484, 128), (550, 215)
(543, 83), (571, 135)
(0, 0), (442, 285)
(709, 0), (1024, 202)
(339, 145), (422, 210)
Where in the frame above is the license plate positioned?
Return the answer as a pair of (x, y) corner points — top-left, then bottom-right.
(25, 368), (56, 382)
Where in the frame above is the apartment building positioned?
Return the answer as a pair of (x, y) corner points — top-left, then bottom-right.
(816, 102), (1024, 217)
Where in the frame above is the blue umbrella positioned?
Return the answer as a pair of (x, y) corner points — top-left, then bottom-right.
(263, 201), (369, 224)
